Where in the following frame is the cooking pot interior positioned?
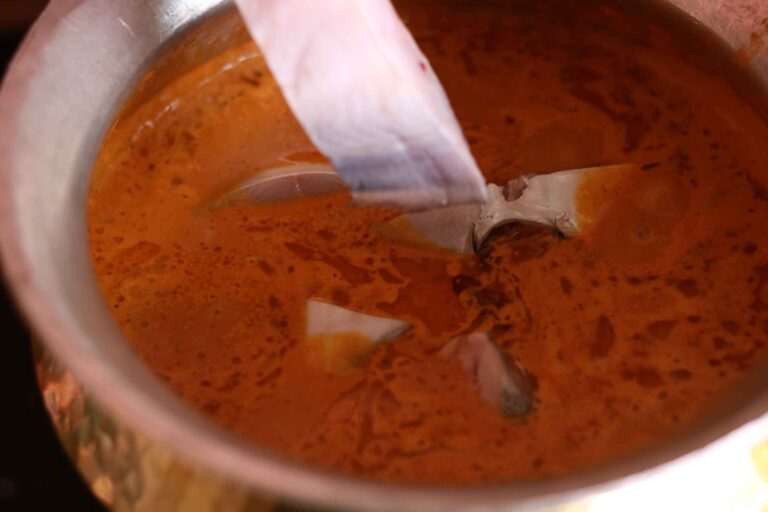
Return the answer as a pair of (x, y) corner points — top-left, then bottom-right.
(4, 0), (768, 509)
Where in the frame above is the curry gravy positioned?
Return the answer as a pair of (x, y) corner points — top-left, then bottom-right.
(89, 1), (768, 483)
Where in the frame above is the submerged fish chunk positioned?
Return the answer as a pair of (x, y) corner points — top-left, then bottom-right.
(440, 332), (533, 417)
(307, 299), (410, 341)
(234, 0), (486, 210)
(305, 300), (410, 372)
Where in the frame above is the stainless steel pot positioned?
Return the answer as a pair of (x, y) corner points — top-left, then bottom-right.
(2, 1), (768, 510)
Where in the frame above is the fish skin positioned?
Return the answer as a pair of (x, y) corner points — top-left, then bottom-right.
(211, 164), (346, 208)
(234, 0), (486, 211)
(441, 332), (534, 417)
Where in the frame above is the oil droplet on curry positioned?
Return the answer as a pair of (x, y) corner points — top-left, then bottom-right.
(88, 1), (768, 483)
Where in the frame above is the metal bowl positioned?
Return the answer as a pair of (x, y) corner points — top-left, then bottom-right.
(2, 0), (768, 510)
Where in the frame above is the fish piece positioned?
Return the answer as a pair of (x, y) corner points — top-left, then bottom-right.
(307, 299), (410, 341)
(440, 332), (533, 417)
(377, 203), (480, 254)
(212, 163), (346, 208)
(305, 299), (410, 372)
(234, 0), (486, 210)
(380, 163), (637, 253)
(474, 163), (636, 245)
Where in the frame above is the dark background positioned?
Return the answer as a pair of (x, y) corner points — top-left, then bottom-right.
(0, 1), (106, 510)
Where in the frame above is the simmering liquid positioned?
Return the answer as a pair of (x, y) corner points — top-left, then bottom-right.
(89, 1), (768, 483)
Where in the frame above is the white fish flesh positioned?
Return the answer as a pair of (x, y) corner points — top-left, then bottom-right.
(381, 163), (636, 253)
(234, 0), (486, 210)
(474, 163), (635, 244)
(306, 299), (410, 343)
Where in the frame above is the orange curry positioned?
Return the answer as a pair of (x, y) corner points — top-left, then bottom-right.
(88, 1), (768, 483)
